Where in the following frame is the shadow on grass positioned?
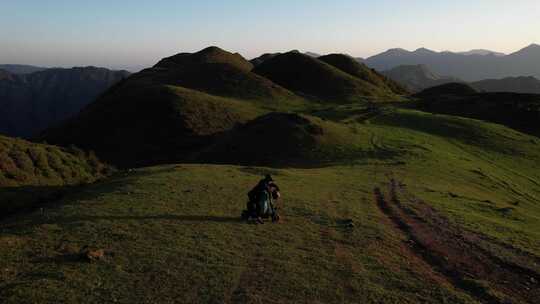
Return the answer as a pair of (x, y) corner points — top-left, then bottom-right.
(53, 214), (241, 224)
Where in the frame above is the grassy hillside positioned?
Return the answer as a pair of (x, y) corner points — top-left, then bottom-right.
(414, 87), (540, 136)
(0, 135), (110, 215)
(3, 106), (540, 303)
(253, 52), (399, 103)
(44, 85), (266, 167)
(200, 112), (367, 166)
(318, 54), (409, 95)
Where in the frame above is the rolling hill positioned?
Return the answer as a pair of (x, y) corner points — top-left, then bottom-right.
(365, 44), (540, 81)
(143, 46), (301, 103)
(201, 112), (363, 166)
(0, 67), (130, 138)
(253, 51), (398, 102)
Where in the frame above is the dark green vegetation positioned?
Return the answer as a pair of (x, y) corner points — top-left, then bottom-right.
(0, 67), (129, 138)
(0, 135), (109, 216)
(3, 46), (540, 303)
(414, 84), (540, 136)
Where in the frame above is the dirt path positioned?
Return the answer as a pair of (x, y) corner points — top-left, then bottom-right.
(374, 179), (540, 304)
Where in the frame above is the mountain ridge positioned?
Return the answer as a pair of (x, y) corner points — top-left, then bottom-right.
(366, 44), (540, 81)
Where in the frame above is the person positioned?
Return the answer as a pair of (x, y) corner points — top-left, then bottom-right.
(245, 174), (281, 223)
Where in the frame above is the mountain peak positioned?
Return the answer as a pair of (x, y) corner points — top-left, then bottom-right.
(155, 46), (253, 71)
(414, 47), (436, 54)
(511, 43), (540, 56)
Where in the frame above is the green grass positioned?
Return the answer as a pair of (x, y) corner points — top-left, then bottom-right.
(3, 104), (540, 303)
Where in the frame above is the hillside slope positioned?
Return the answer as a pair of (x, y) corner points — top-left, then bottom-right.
(43, 85), (265, 167)
(318, 54), (408, 95)
(0, 135), (109, 215)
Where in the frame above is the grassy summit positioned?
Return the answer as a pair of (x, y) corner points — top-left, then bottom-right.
(253, 51), (399, 102)
(148, 46), (301, 102)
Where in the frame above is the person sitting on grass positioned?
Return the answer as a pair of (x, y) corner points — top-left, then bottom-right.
(246, 174), (281, 223)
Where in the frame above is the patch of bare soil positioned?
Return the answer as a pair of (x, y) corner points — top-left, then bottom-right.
(375, 179), (540, 304)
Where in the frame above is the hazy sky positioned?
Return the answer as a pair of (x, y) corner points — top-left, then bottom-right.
(1, 0), (539, 71)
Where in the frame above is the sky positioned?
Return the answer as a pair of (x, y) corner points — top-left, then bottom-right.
(1, 0), (539, 71)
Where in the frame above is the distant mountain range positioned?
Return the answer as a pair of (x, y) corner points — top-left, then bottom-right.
(365, 44), (540, 81)
(0, 67), (129, 138)
(0, 64), (47, 75)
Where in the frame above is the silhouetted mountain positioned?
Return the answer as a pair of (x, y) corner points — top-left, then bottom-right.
(471, 76), (540, 94)
(382, 64), (463, 92)
(253, 51), (398, 102)
(0, 64), (47, 75)
(365, 44), (540, 81)
(0, 67), (130, 138)
(250, 53), (281, 66)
